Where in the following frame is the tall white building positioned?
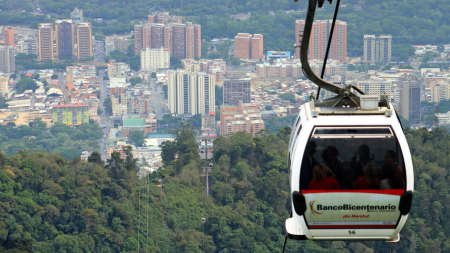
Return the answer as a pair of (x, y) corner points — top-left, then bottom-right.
(168, 70), (215, 116)
(363, 35), (392, 64)
(140, 47), (170, 71)
(0, 45), (15, 73)
(354, 79), (393, 102)
(0, 75), (8, 96)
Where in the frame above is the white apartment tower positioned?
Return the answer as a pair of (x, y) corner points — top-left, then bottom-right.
(168, 70), (215, 116)
(140, 47), (170, 71)
(0, 45), (15, 73)
(363, 35), (392, 64)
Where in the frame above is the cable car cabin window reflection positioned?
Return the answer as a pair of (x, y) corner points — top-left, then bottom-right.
(300, 127), (406, 193)
(300, 127), (407, 230)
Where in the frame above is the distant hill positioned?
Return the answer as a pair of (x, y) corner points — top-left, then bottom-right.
(1, 0), (448, 58)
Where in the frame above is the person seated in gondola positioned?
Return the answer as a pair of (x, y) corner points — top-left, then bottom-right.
(380, 150), (405, 190)
(308, 164), (340, 190)
(354, 164), (380, 190)
(300, 141), (318, 190)
(350, 144), (372, 180)
(322, 146), (349, 189)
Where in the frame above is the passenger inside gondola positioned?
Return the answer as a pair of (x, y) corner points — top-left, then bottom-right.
(354, 164), (380, 190)
(321, 146), (349, 189)
(301, 127), (407, 192)
(300, 141), (318, 190)
(380, 150), (405, 189)
(350, 144), (372, 180)
(308, 164), (340, 190)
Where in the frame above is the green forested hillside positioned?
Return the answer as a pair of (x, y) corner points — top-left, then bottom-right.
(0, 119), (103, 160)
(2, 125), (450, 252)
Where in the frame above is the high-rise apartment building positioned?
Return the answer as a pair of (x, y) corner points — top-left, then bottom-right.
(0, 46), (15, 73)
(0, 75), (8, 96)
(295, 20), (347, 63)
(134, 25), (144, 55)
(251, 34), (264, 60)
(140, 47), (170, 71)
(223, 78), (251, 106)
(363, 35), (392, 64)
(134, 20), (201, 59)
(38, 23), (54, 61)
(168, 70), (215, 116)
(172, 24), (186, 59)
(430, 81), (449, 103)
(3, 27), (14, 46)
(377, 35), (392, 63)
(398, 74), (420, 124)
(76, 22), (92, 61)
(234, 33), (264, 60)
(55, 20), (75, 59)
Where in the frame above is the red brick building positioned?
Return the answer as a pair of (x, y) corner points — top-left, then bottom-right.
(234, 33), (264, 60)
(295, 19), (347, 63)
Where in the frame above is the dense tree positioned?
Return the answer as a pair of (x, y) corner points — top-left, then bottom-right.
(129, 130), (145, 146)
(15, 77), (38, 93)
(129, 77), (142, 86)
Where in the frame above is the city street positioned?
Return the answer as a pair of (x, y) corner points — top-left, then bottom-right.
(149, 78), (165, 120)
(98, 69), (110, 161)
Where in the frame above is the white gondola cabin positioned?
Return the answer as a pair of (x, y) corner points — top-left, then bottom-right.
(285, 99), (414, 241)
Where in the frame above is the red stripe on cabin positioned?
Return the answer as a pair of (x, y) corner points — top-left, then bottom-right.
(301, 190), (404, 196)
(309, 225), (396, 229)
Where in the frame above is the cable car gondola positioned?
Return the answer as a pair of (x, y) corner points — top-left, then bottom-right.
(284, 0), (413, 243)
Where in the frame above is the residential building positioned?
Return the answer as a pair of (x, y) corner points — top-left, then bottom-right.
(398, 74), (421, 124)
(354, 79), (393, 102)
(430, 81), (449, 103)
(168, 70), (215, 116)
(134, 25), (144, 55)
(108, 61), (130, 77)
(105, 35), (129, 55)
(234, 33), (251, 60)
(53, 104), (90, 125)
(16, 37), (39, 56)
(0, 45), (15, 73)
(220, 101), (264, 136)
(363, 35), (392, 64)
(0, 75), (8, 96)
(140, 47), (170, 71)
(3, 27), (14, 46)
(113, 103), (128, 118)
(182, 59), (225, 84)
(134, 21), (201, 59)
(55, 20), (75, 59)
(223, 78), (251, 106)
(38, 23), (54, 61)
(76, 22), (92, 61)
(202, 112), (216, 129)
(295, 19), (347, 63)
(110, 76), (127, 95)
(251, 34), (264, 60)
(148, 12), (182, 24)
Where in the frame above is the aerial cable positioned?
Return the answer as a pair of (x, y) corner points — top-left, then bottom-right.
(281, 234), (288, 253)
(316, 0), (341, 100)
